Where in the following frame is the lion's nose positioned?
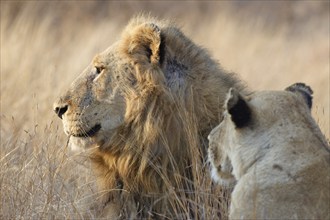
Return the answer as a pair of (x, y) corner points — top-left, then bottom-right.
(54, 105), (68, 119)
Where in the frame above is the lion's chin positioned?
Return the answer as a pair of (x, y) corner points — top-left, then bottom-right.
(68, 132), (107, 152)
(68, 135), (103, 152)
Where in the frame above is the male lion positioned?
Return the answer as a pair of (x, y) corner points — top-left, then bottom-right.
(53, 15), (245, 218)
(208, 83), (330, 219)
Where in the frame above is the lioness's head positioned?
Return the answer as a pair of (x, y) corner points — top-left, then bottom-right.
(208, 83), (315, 183)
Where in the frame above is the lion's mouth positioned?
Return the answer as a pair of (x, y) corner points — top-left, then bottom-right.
(72, 124), (101, 138)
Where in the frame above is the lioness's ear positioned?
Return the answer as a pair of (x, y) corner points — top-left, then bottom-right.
(123, 23), (165, 65)
(225, 88), (251, 128)
(285, 82), (313, 110)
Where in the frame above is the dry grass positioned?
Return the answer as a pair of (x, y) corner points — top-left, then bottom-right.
(1, 1), (329, 219)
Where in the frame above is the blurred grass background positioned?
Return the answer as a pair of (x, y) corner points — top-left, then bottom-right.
(1, 1), (329, 219)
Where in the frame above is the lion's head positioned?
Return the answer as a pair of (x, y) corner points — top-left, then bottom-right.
(53, 42), (127, 150)
(54, 15), (245, 218)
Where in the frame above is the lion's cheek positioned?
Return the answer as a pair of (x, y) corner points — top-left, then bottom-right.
(86, 116), (124, 147)
(101, 115), (124, 132)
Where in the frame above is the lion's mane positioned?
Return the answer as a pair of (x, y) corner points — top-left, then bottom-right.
(57, 15), (246, 218)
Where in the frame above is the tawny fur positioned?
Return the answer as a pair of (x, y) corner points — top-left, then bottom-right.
(54, 14), (246, 219)
(208, 84), (330, 219)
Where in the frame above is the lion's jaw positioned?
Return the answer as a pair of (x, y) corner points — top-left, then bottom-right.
(64, 112), (124, 151)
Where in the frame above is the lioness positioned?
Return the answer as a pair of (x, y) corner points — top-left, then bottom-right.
(208, 83), (330, 219)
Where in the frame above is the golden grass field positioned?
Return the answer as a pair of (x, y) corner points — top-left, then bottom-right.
(1, 2), (329, 219)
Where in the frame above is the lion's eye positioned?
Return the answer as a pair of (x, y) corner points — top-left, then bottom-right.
(95, 66), (104, 74)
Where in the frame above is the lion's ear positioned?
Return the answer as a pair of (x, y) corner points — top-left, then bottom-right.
(285, 82), (313, 110)
(123, 23), (165, 65)
(225, 88), (251, 128)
